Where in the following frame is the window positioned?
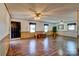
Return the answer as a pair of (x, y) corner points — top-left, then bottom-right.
(58, 25), (64, 30)
(29, 23), (36, 32)
(44, 24), (49, 32)
(68, 23), (76, 30)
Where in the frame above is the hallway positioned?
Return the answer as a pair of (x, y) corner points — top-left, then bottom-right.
(7, 36), (77, 56)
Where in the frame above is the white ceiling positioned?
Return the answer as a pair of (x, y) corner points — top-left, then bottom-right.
(6, 3), (79, 23)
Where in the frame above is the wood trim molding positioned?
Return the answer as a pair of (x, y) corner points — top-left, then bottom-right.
(1, 34), (10, 42)
(4, 3), (12, 18)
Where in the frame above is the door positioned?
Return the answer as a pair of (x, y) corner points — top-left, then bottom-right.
(11, 21), (21, 38)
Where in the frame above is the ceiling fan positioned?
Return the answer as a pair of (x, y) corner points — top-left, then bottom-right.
(29, 8), (52, 20)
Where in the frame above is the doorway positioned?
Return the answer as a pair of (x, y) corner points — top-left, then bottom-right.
(11, 21), (21, 38)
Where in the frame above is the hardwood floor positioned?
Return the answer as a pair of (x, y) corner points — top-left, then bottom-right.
(7, 36), (77, 56)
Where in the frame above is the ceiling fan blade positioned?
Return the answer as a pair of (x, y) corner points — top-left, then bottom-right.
(29, 8), (37, 13)
(41, 14), (53, 17)
(41, 5), (51, 13)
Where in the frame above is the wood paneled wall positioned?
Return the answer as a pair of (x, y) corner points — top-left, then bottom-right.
(0, 34), (10, 56)
(21, 31), (53, 39)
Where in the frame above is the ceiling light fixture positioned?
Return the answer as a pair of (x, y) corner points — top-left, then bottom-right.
(60, 20), (64, 24)
(34, 12), (41, 20)
(34, 16), (40, 20)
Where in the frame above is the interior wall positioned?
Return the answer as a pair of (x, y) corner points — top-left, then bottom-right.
(57, 21), (77, 37)
(11, 19), (56, 39)
(77, 11), (79, 36)
(11, 15), (77, 38)
(11, 19), (54, 32)
(0, 4), (10, 40)
(57, 11), (77, 38)
(0, 4), (10, 55)
(11, 11), (77, 38)
(77, 10), (79, 49)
